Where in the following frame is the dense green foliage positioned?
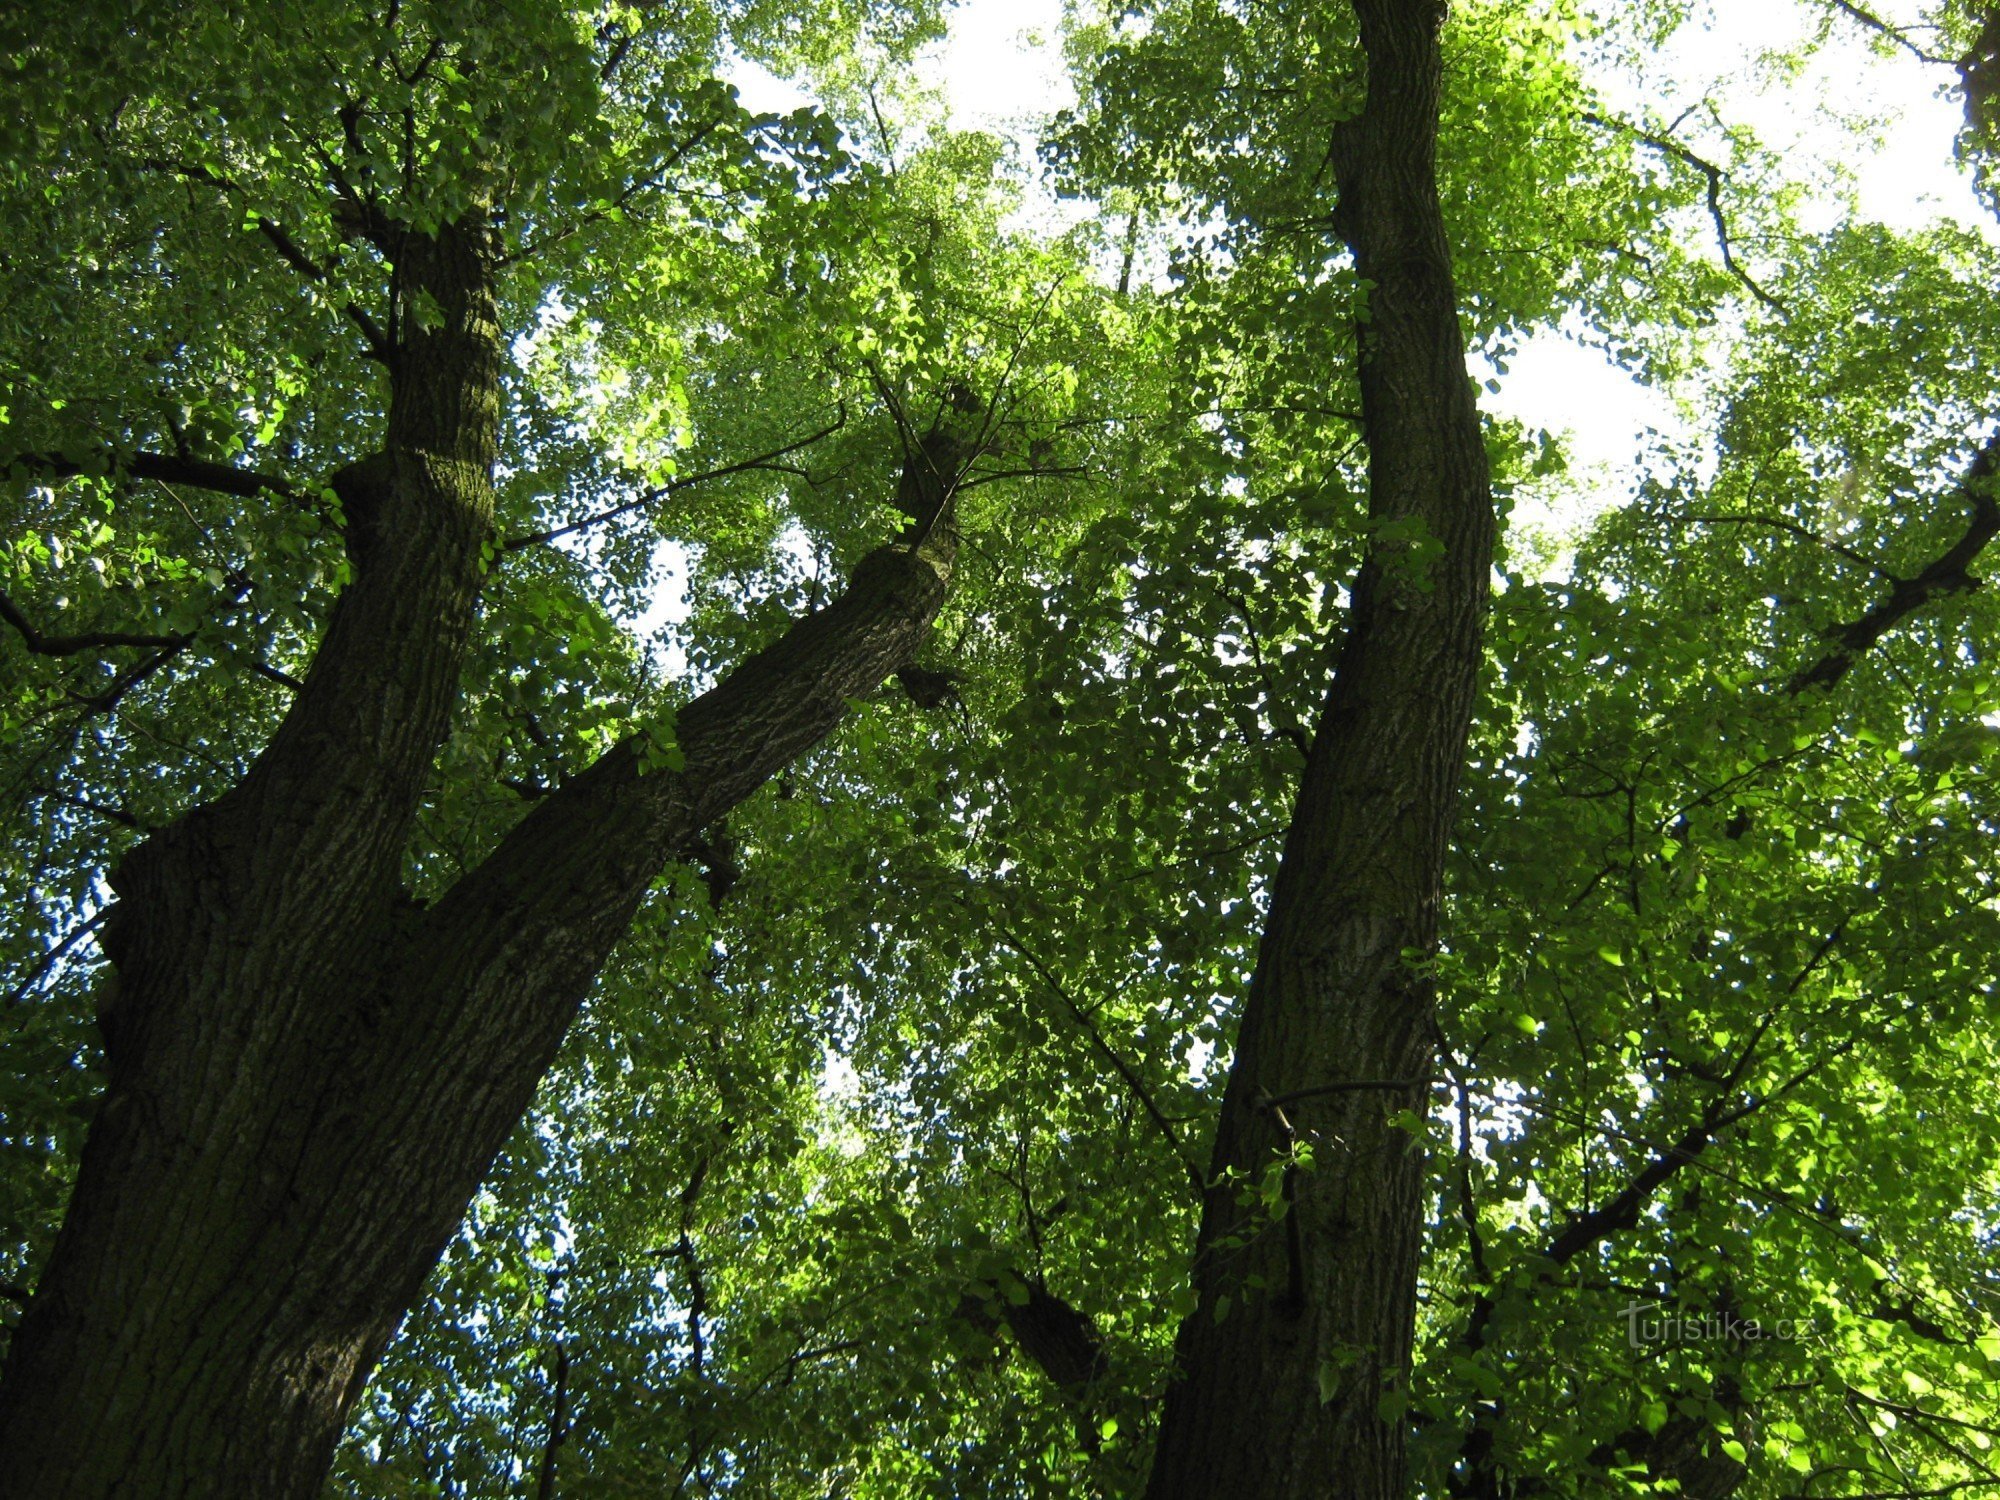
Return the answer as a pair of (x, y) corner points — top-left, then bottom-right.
(3, 0), (1996, 1495)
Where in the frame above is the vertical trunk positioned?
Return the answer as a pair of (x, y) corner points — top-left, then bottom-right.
(0, 192), (962, 1495)
(1144, 3), (1492, 1496)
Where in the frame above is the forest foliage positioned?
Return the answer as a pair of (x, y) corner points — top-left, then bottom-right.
(2, 0), (1997, 1495)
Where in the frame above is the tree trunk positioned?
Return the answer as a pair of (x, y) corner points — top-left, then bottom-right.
(1144, 3), (1493, 1496)
(0, 214), (960, 1499)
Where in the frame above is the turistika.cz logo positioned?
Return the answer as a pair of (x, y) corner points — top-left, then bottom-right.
(1622, 1303), (1820, 1349)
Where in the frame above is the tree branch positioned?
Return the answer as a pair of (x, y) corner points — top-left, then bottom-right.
(250, 660), (304, 692)
(3, 911), (107, 1008)
(0, 592), (187, 657)
(1454, 938), (1858, 1491)
(1681, 510), (1896, 579)
(1584, 113), (1788, 314)
(67, 641), (195, 716)
(990, 920), (1206, 1197)
(501, 410), (846, 551)
(531, 1341), (569, 1500)
(1787, 431), (2000, 692)
(39, 789), (147, 832)
(8, 449), (299, 502)
(956, 1278), (1108, 1400)
(375, 493), (960, 1242)
(1823, 0), (1954, 65)
(499, 119), (727, 267)
(136, 157), (389, 353)
(254, 217), (337, 281)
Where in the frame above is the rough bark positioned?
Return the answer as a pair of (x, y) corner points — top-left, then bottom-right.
(0, 211), (960, 1498)
(1144, 2), (1494, 1496)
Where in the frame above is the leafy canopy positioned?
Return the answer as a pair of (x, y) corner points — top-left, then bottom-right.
(3, 0), (1998, 1496)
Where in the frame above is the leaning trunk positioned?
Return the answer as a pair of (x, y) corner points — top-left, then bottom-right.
(1144, 2), (1493, 1496)
(0, 213), (960, 1499)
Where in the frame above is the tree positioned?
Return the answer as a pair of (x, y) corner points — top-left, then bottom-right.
(7, 1), (2000, 1497)
(1035, 2), (2000, 1494)
(1134, 1), (1497, 1492)
(0, 3), (1122, 1492)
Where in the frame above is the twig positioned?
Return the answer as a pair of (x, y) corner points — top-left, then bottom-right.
(502, 410), (846, 551)
(867, 85), (899, 177)
(989, 918), (1205, 1196)
(4, 911), (107, 1008)
(1823, 0), (1954, 65)
(1681, 511), (1896, 579)
(1584, 112), (1788, 314)
(501, 119), (725, 266)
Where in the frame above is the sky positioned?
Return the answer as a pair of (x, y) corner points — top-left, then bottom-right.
(674, 0), (1987, 639)
(868, 0), (1981, 536)
(735, 0), (1992, 1095)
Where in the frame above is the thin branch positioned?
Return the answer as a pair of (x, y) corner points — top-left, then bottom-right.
(1847, 1390), (2000, 1440)
(250, 660), (304, 692)
(1584, 112), (1788, 314)
(1491, 1087), (1973, 1356)
(395, 35), (446, 88)
(366, 0), (403, 74)
(136, 157), (389, 349)
(39, 789), (145, 831)
(3, 911), (107, 1008)
(1682, 511), (1897, 579)
(1452, 1055), (1508, 1498)
(1451, 1064), (1492, 1297)
(68, 641), (195, 716)
(599, 23), (639, 81)
(345, 302), (395, 364)
(502, 410), (846, 551)
(676, 1188), (710, 1378)
(966, 278), (1066, 473)
(867, 85), (899, 177)
(500, 119), (726, 267)
(9, 449), (298, 502)
(139, 154), (241, 194)
(253, 217), (337, 280)
(1843, 1388), (2000, 1497)
(1788, 430), (2000, 692)
(758, 1339), (867, 1395)
(20, 569), (256, 722)
(1717, 922), (1848, 1098)
(530, 1341), (570, 1500)
(1823, 0), (1954, 65)
(956, 463), (1095, 491)
(1112, 825), (1287, 882)
(1539, 1025), (1856, 1268)
(0, 592), (186, 657)
(1213, 582), (1314, 756)
(990, 919), (1206, 1196)
(1785, 1481), (2000, 1500)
